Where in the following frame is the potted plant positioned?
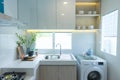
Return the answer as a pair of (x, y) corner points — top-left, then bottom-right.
(16, 32), (36, 56)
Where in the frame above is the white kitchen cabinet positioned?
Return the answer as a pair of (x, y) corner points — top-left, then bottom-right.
(37, 0), (57, 29)
(57, 0), (75, 29)
(39, 65), (76, 80)
(38, 0), (75, 29)
(18, 0), (75, 29)
(18, 0), (38, 29)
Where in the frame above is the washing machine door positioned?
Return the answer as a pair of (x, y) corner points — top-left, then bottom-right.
(84, 66), (104, 80)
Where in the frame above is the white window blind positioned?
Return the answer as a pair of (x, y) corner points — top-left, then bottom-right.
(101, 10), (118, 56)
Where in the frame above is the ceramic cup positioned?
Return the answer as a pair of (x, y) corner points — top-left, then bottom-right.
(88, 11), (92, 14)
(82, 26), (86, 29)
(79, 10), (84, 14)
(77, 26), (81, 29)
(93, 11), (97, 14)
(89, 25), (94, 29)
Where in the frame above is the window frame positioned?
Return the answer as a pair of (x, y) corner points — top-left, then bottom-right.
(35, 32), (72, 50)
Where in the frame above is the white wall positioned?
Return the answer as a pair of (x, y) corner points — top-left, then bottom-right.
(0, 27), (96, 65)
(0, 27), (23, 67)
(96, 0), (120, 80)
(72, 32), (96, 56)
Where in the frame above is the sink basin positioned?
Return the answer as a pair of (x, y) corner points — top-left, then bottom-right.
(45, 55), (60, 60)
(40, 54), (77, 65)
(42, 54), (76, 61)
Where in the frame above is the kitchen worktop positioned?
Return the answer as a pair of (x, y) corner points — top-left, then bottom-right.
(0, 55), (41, 80)
(1, 55), (41, 69)
(1, 54), (76, 68)
(0, 54), (77, 80)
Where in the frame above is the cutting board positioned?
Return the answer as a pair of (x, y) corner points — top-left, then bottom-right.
(22, 56), (36, 61)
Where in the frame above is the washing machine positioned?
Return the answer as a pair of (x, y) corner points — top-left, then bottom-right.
(77, 55), (107, 80)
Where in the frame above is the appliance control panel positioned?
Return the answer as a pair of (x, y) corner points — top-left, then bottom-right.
(98, 62), (104, 65)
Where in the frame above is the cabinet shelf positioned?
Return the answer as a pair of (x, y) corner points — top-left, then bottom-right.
(76, 14), (100, 17)
(74, 29), (98, 32)
(27, 29), (98, 33)
(76, 0), (101, 29)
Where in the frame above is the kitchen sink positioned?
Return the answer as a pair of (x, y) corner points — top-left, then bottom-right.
(40, 54), (77, 65)
(45, 55), (60, 60)
(42, 54), (76, 61)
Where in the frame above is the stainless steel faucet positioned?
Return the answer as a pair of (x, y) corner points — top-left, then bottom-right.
(56, 43), (62, 56)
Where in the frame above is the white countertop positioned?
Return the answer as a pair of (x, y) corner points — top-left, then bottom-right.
(0, 54), (77, 80)
(1, 55), (42, 69)
(1, 54), (76, 68)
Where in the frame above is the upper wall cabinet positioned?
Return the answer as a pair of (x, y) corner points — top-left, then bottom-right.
(18, 0), (38, 29)
(57, 0), (75, 29)
(76, 0), (101, 30)
(0, 0), (23, 26)
(18, 0), (75, 29)
(37, 0), (56, 29)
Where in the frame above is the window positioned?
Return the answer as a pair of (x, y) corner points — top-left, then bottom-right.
(55, 33), (72, 49)
(35, 33), (72, 50)
(35, 33), (53, 49)
(101, 10), (118, 56)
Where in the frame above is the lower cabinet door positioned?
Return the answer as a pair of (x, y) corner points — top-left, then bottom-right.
(39, 65), (59, 80)
(59, 66), (77, 80)
(39, 65), (77, 80)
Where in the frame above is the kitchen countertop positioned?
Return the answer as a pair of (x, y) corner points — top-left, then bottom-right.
(0, 55), (41, 80)
(1, 54), (77, 68)
(1, 55), (41, 69)
(0, 54), (77, 80)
